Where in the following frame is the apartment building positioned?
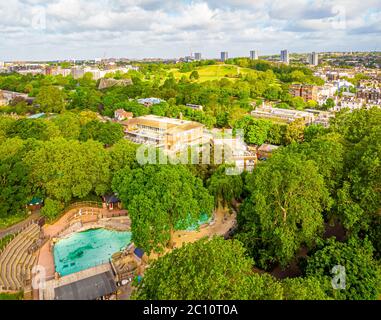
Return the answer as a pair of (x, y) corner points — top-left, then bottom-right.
(221, 52), (229, 62)
(290, 84), (319, 101)
(250, 50), (259, 60)
(280, 50), (289, 64)
(356, 88), (381, 103)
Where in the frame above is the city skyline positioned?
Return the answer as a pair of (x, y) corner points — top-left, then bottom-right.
(1, 0), (381, 61)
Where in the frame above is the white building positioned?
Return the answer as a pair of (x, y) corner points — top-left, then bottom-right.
(194, 53), (202, 61)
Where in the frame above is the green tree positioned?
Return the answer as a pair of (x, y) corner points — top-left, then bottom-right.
(112, 165), (214, 252)
(284, 118), (305, 144)
(237, 150), (331, 268)
(0, 138), (33, 218)
(189, 70), (200, 80)
(34, 86), (66, 113)
(133, 237), (283, 300)
(306, 238), (381, 300)
(108, 139), (139, 173)
(282, 277), (332, 300)
(6, 119), (61, 141)
(207, 165), (243, 208)
(235, 116), (272, 145)
(79, 120), (124, 146)
(40, 198), (63, 221)
(52, 112), (81, 140)
(26, 138), (111, 204)
(304, 124), (327, 142)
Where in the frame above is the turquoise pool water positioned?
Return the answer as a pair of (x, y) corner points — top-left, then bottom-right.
(175, 212), (212, 231)
(54, 228), (132, 276)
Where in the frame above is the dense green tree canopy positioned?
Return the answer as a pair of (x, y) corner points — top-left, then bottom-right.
(112, 164), (214, 252)
(237, 150), (331, 268)
(79, 120), (124, 146)
(34, 85), (67, 113)
(282, 277), (332, 300)
(0, 138), (34, 218)
(207, 165), (243, 208)
(306, 238), (381, 300)
(134, 237), (283, 300)
(25, 138), (111, 205)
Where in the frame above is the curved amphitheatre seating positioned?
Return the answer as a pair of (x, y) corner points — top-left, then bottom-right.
(0, 223), (41, 291)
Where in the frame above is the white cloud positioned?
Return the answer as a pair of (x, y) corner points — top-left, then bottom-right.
(0, 0), (380, 60)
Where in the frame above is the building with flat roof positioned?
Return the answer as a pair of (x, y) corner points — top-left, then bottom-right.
(194, 53), (202, 61)
(123, 115), (204, 152)
(221, 52), (228, 62)
(280, 50), (289, 64)
(290, 84), (319, 101)
(137, 97), (164, 107)
(250, 50), (259, 60)
(308, 52), (319, 66)
(251, 105), (315, 124)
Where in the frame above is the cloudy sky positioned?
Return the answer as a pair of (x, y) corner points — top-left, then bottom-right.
(1, 0), (381, 61)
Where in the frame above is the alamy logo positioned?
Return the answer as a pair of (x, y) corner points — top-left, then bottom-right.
(331, 265), (346, 290)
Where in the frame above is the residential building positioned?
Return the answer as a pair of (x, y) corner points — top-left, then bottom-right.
(194, 53), (202, 61)
(251, 105), (315, 124)
(280, 50), (289, 64)
(221, 52), (229, 62)
(114, 109), (133, 121)
(334, 79), (354, 91)
(290, 84), (319, 101)
(250, 50), (258, 60)
(308, 52), (319, 66)
(123, 115), (204, 152)
(137, 97), (164, 107)
(71, 67), (84, 79)
(0, 61), (4, 68)
(55, 68), (72, 77)
(356, 88), (381, 103)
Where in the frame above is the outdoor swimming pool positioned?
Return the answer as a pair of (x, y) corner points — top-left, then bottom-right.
(54, 228), (132, 276)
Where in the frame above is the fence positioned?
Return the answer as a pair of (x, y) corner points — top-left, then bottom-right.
(48, 201), (103, 225)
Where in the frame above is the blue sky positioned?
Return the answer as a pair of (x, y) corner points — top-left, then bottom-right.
(1, 0), (381, 61)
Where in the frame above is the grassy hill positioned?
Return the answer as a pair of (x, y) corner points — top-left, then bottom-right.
(169, 64), (255, 82)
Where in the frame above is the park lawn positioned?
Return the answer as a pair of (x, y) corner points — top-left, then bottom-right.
(0, 212), (28, 229)
(169, 64), (256, 82)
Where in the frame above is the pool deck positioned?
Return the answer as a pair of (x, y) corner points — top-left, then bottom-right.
(148, 208), (236, 260)
(36, 208), (130, 287)
(35, 206), (236, 299)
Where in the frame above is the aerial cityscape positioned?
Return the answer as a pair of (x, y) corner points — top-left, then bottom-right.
(0, 0), (380, 310)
